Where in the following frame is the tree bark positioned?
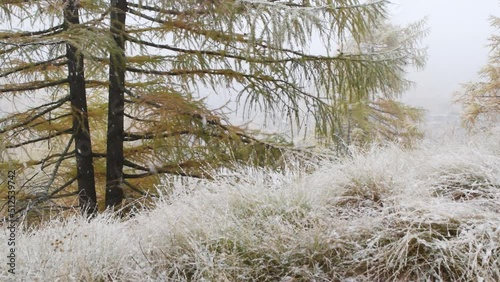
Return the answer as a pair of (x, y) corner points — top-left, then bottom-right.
(64, 0), (98, 216)
(105, 0), (128, 209)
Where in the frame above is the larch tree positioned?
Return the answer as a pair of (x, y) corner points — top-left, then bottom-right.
(105, 0), (128, 208)
(64, 0), (98, 216)
(0, 0), (110, 219)
(334, 19), (427, 149)
(455, 16), (500, 130)
(1, 0), (427, 220)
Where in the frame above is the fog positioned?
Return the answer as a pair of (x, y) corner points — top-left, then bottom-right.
(392, 0), (498, 116)
(221, 0), (500, 134)
(1, 1), (497, 133)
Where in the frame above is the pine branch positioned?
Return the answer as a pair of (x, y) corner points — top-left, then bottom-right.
(42, 133), (75, 192)
(126, 67), (272, 79)
(123, 88), (284, 150)
(0, 40), (65, 48)
(0, 24), (64, 39)
(42, 152), (75, 169)
(16, 113), (72, 134)
(6, 128), (72, 148)
(50, 191), (79, 199)
(127, 8), (167, 25)
(0, 55), (67, 78)
(126, 66), (325, 109)
(123, 160), (212, 180)
(0, 79), (68, 93)
(123, 159), (149, 172)
(0, 95), (70, 133)
(123, 112), (157, 123)
(128, 2), (210, 16)
(49, 176), (78, 197)
(126, 35), (372, 65)
(124, 130), (192, 141)
(125, 18), (318, 59)
(16, 134), (75, 215)
(11, 151), (74, 168)
(126, 36), (294, 64)
(123, 179), (151, 196)
(0, 46), (20, 55)
(20, 177), (79, 211)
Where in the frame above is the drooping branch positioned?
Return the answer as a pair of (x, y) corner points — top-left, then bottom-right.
(125, 35), (377, 65)
(123, 130), (192, 141)
(0, 95), (70, 133)
(126, 67), (330, 118)
(0, 55), (67, 78)
(41, 152), (75, 169)
(123, 179), (152, 196)
(16, 134), (76, 215)
(11, 113), (72, 137)
(125, 17), (314, 58)
(123, 88), (283, 150)
(0, 79), (68, 93)
(17, 150), (75, 168)
(0, 24), (65, 39)
(13, 176), (78, 216)
(127, 2), (210, 16)
(123, 111), (157, 123)
(49, 176), (78, 198)
(6, 128), (72, 148)
(125, 36), (293, 64)
(123, 160), (212, 180)
(0, 40), (65, 48)
(41, 133), (75, 195)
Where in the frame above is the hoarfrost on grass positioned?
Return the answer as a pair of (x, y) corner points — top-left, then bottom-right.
(1, 130), (499, 281)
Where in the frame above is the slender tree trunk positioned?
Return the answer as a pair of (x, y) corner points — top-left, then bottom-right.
(105, 0), (127, 209)
(64, 0), (97, 216)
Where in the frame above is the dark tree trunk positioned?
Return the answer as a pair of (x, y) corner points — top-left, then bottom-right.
(64, 0), (98, 216)
(105, 0), (127, 209)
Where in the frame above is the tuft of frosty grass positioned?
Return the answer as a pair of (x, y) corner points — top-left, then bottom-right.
(1, 130), (499, 281)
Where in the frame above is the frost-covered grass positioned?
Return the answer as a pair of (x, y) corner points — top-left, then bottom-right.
(1, 130), (499, 281)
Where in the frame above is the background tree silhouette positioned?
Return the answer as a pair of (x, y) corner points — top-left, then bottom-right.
(455, 16), (499, 130)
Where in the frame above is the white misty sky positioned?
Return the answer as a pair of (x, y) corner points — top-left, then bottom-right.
(220, 0), (500, 135)
(391, 0), (499, 115)
(1, 1), (497, 124)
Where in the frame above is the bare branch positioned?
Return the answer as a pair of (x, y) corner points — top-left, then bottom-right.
(49, 176), (78, 197)
(123, 179), (154, 197)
